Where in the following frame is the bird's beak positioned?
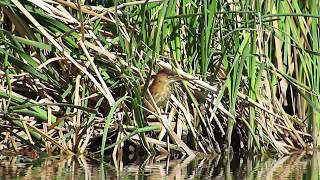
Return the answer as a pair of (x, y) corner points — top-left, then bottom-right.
(168, 75), (184, 83)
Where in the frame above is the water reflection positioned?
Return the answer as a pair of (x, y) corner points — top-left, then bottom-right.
(0, 151), (319, 179)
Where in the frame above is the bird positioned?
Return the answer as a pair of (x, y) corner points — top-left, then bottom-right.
(143, 69), (179, 114)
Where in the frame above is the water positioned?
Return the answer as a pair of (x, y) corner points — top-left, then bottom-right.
(0, 151), (319, 179)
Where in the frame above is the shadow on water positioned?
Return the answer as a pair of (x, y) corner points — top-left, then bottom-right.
(0, 151), (319, 179)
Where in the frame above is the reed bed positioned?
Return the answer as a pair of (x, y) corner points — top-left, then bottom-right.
(0, 0), (319, 160)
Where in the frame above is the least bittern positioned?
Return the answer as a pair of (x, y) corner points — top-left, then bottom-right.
(143, 69), (180, 113)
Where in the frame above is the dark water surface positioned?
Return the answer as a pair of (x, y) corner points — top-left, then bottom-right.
(0, 151), (319, 179)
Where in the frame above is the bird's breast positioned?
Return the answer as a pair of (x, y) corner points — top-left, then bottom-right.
(148, 81), (172, 108)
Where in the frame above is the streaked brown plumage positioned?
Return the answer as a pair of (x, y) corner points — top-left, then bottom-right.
(144, 69), (177, 113)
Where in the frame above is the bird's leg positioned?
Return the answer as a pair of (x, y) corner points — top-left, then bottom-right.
(144, 89), (162, 114)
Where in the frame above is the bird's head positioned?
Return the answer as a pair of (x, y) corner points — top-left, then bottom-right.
(153, 69), (180, 84)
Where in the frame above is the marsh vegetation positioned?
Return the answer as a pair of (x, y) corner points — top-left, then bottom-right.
(0, 0), (319, 164)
